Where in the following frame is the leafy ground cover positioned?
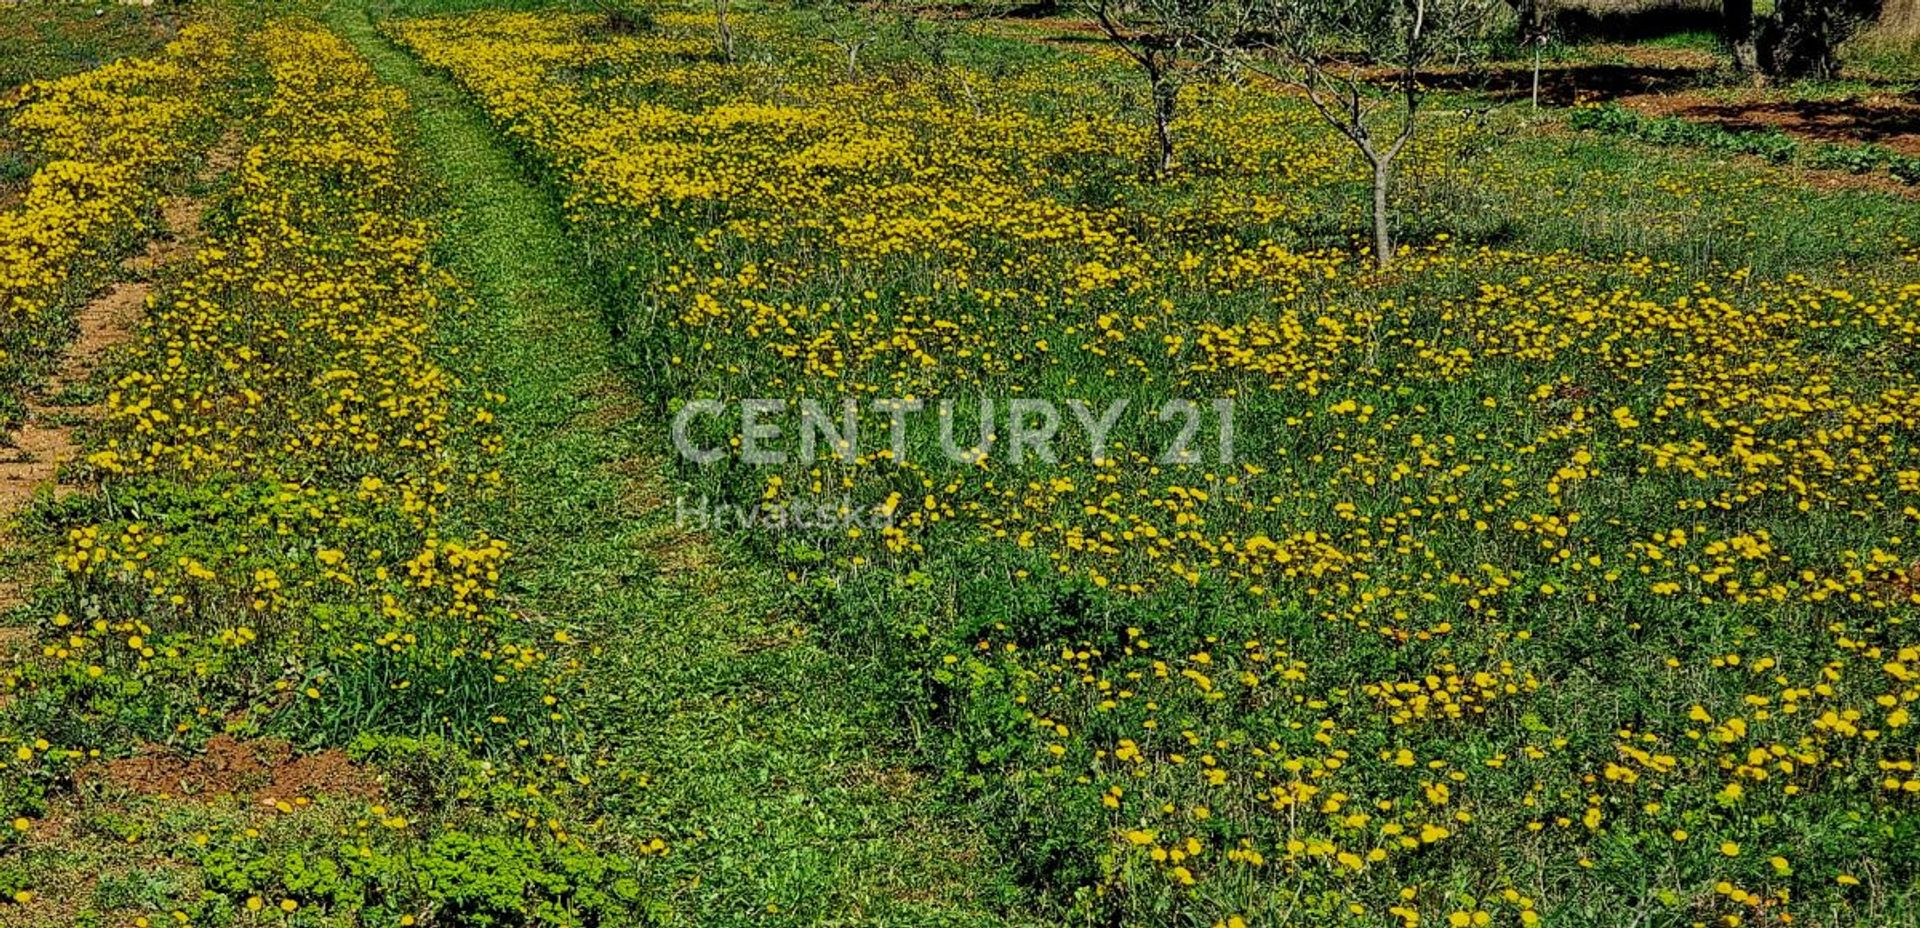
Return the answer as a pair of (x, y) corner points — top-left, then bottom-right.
(390, 7), (1920, 927)
(1569, 101), (1920, 185)
(0, 1), (1918, 927)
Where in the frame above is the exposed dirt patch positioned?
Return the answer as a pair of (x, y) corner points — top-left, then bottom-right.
(1795, 162), (1920, 199)
(60, 280), (149, 383)
(0, 185), (204, 591)
(1623, 90), (1920, 155)
(121, 194), (206, 275)
(203, 126), (245, 175)
(88, 735), (380, 802)
(0, 130), (221, 559)
(0, 419), (80, 507)
(0, 279), (148, 515)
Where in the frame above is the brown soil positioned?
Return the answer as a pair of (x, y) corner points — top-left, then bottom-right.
(203, 125), (245, 174)
(87, 735), (380, 802)
(62, 280), (148, 382)
(0, 140), (21, 213)
(1623, 90), (1920, 155)
(1796, 162), (1920, 199)
(0, 187), (206, 506)
(0, 188), (205, 616)
(0, 280), (148, 510)
(0, 418), (79, 506)
(120, 195), (205, 275)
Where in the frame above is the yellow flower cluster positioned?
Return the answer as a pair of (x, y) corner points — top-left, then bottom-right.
(0, 17), (653, 924)
(0, 24), (232, 362)
(5, 19), (542, 775)
(392, 9), (1920, 925)
(68, 19), (511, 626)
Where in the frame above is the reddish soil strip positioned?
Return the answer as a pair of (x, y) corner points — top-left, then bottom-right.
(1623, 90), (1920, 156)
(0, 192), (202, 516)
(86, 734), (380, 802)
(0, 279), (150, 511)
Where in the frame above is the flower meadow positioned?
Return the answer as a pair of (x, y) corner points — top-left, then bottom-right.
(389, 9), (1920, 928)
(0, 17), (658, 927)
(0, 23), (234, 429)
(0, 2), (1917, 926)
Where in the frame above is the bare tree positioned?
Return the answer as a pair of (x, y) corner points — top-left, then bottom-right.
(1086, 0), (1242, 175)
(813, 0), (881, 79)
(896, 13), (986, 111)
(715, 0), (735, 62)
(1230, 0), (1496, 268)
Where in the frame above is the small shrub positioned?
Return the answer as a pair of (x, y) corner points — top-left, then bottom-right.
(1808, 141), (1893, 173)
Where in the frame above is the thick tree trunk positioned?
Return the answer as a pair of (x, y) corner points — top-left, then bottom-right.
(1725, 0), (1759, 72)
(1512, 0), (1538, 41)
(1762, 0), (1884, 81)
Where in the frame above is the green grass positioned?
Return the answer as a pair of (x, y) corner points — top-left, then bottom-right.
(372, 7), (1920, 925)
(1634, 28), (1725, 52)
(326, 7), (1033, 923)
(5, 1), (1920, 924)
(0, 1), (186, 92)
(1844, 34), (1920, 82)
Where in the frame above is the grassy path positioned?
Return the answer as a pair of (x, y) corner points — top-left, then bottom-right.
(324, 8), (1027, 926)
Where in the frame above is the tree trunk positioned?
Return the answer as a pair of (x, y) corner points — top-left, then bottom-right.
(1370, 156), (1393, 269)
(1511, 0), (1538, 43)
(1724, 0), (1759, 72)
(715, 0), (734, 62)
(1531, 39), (1543, 107)
(1150, 78), (1176, 176)
(1762, 0), (1881, 81)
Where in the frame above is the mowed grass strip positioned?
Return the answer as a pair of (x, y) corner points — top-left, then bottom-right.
(329, 8), (1031, 925)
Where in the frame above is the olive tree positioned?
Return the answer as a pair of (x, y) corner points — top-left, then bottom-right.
(1724, 0), (1761, 73)
(1761, 0), (1883, 79)
(1230, 0), (1497, 268)
(795, 0), (882, 79)
(1087, 0), (1244, 175)
(1724, 0), (1884, 80)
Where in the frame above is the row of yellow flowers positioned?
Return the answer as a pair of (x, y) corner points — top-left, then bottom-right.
(0, 24), (233, 417)
(393, 9), (1920, 927)
(0, 18), (648, 925)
